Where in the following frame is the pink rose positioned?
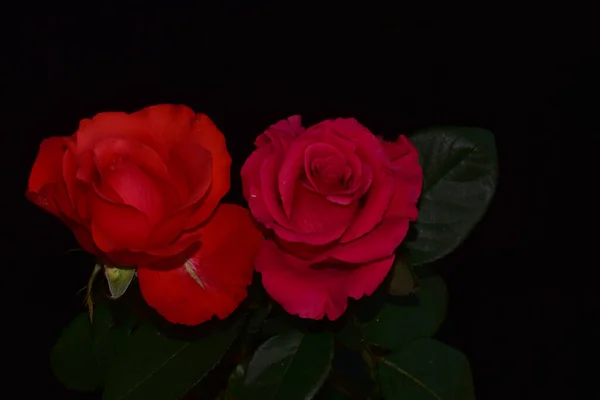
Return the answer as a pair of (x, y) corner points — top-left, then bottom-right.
(241, 116), (423, 320)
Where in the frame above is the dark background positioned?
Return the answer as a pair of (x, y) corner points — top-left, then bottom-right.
(4, 3), (593, 399)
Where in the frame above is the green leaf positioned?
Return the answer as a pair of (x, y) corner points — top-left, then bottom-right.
(314, 383), (353, 400)
(224, 361), (249, 400)
(405, 126), (498, 265)
(51, 305), (129, 391)
(378, 338), (475, 400)
(241, 330), (334, 400)
(247, 304), (272, 334)
(104, 265), (136, 299)
(361, 275), (447, 350)
(388, 257), (418, 296)
(102, 316), (245, 400)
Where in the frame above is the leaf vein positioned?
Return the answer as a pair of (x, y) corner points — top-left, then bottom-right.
(116, 341), (191, 400)
(381, 357), (441, 400)
(422, 145), (479, 195)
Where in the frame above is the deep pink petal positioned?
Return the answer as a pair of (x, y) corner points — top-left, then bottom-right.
(340, 165), (396, 243)
(318, 118), (385, 160)
(332, 218), (410, 263)
(278, 139), (311, 218)
(260, 152), (293, 228)
(303, 142), (347, 193)
(240, 148), (275, 227)
(256, 240), (394, 320)
(255, 115), (304, 148)
(383, 135), (423, 217)
(276, 184), (357, 245)
(342, 255), (396, 300)
(241, 146), (270, 200)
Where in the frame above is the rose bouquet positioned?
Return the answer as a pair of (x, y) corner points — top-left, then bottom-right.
(30, 105), (497, 399)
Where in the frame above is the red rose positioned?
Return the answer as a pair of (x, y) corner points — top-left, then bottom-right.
(241, 116), (422, 320)
(27, 104), (261, 325)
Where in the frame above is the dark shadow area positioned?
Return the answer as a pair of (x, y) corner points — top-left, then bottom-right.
(3, 4), (594, 399)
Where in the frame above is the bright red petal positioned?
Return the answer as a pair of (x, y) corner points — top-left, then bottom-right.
(169, 140), (212, 207)
(28, 137), (69, 193)
(183, 114), (231, 230)
(26, 137), (82, 223)
(89, 190), (150, 253)
(133, 104), (196, 150)
(76, 112), (159, 157)
(138, 204), (262, 325)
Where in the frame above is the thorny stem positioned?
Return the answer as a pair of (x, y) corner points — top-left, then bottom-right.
(85, 264), (102, 323)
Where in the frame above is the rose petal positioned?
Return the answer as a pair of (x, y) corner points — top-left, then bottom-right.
(326, 161), (372, 205)
(384, 134), (415, 161)
(259, 152), (293, 228)
(26, 137), (82, 225)
(92, 137), (172, 183)
(384, 135), (423, 215)
(332, 217), (411, 263)
(183, 114), (232, 230)
(137, 204), (262, 325)
(319, 118), (385, 161)
(302, 142), (345, 192)
(76, 112), (160, 157)
(328, 137), (421, 264)
(106, 238), (201, 269)
(255, 115), (304, 148)
(62, 149), (92, 221)
(275, 184), (357, 245)
(76, 104), (202, 165)
(65, 221), (100, 256)
(90, 190), (150, 252)
(99, 165), (170, 225)
(340, 164), (395, 243)
(241, 146), (280, 227)
(279, 139), (312, 218)
(143, 208), (194, 249)
(26, 182), (74, 222)
(344, 256), (396, 300)
(256, 240), (394, 320)
(133, 104), (196, 150)
(168, 140), (212, 207)
(28, 137), (69, 193)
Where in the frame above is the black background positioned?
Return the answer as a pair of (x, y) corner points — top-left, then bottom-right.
(4, 3), (593, 399)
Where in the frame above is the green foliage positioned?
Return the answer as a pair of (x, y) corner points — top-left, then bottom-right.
(239, 330), (334, 400)
(102, 317), (244, 400)
(51, 304), (130, 392)
(405, 126), (498, 265)
(378, 338), (475, 400)
(51, 306), (244, 400)
(361, 274), (448, 350)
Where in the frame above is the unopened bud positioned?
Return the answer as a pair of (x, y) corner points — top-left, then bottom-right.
(104, 265), (136, 300)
